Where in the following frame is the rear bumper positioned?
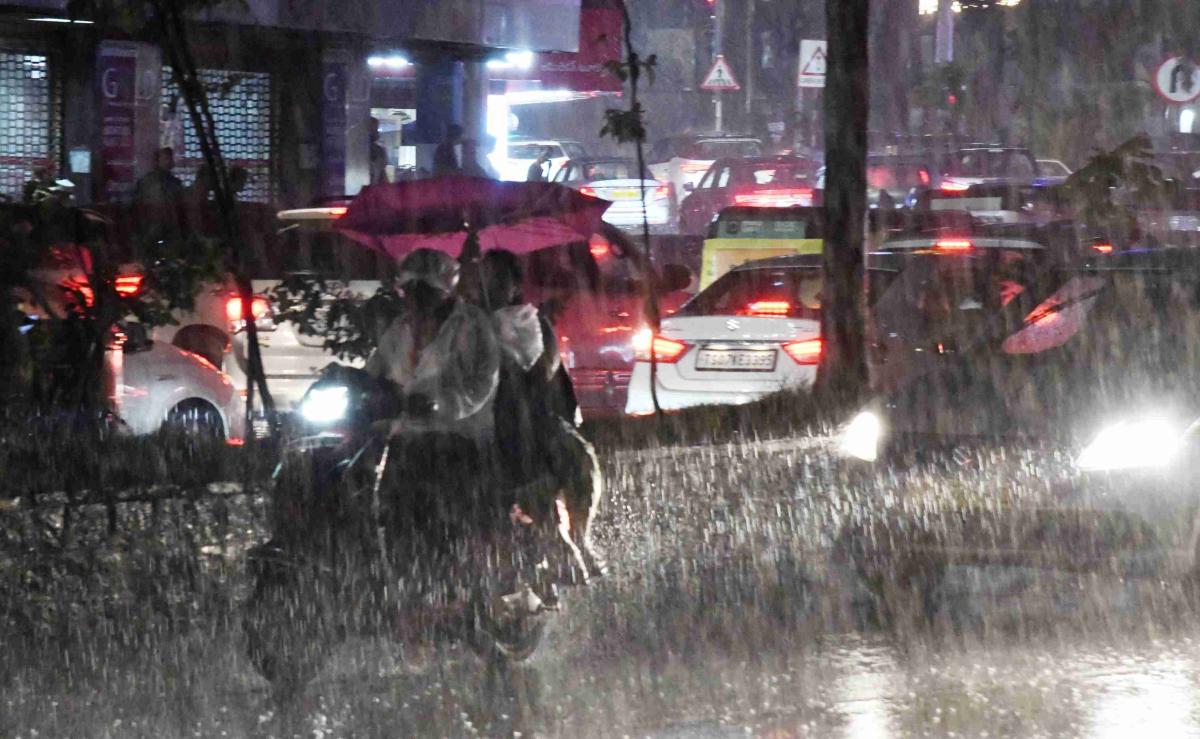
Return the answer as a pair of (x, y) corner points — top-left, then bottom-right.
(603, 202), (672, 227)
(624, 361), (814, 415)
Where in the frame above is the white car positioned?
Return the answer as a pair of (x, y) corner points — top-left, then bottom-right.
(552, 157), (674, 230)
(117, 324), (247, 441)
(646, 134), (763, 208)
(494, 139), (588, 182)
(625, 255), (823, 414)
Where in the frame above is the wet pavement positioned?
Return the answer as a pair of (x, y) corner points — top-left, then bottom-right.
(4, 433), (1200, 737)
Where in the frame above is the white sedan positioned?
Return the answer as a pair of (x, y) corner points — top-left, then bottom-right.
(553, 158), (674, 230)
(116, 324), (246, 442)
(625, 255), (823, 414)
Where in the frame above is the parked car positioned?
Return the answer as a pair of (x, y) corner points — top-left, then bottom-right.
(494, 138), (588, 182)
(117, 323), (247, 440)
(836, 247), (1200, 590)
(647, 134), (764, 208)
(678, 156), (817, 235)
(1037, 158), (1072, 178)
(552, 158), (674, 231)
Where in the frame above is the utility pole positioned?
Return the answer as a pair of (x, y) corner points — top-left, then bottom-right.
(935, 0), (954, 63)
(745, 0), (755, 117)
(714, 0), (725, 132)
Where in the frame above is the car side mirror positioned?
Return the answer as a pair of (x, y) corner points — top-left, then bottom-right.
(658, 264), (693, 293)
(683, 182), (695, 193)
(122, 322), (152, 354)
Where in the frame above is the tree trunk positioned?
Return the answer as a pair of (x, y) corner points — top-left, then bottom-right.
(816, 0), (869, 403)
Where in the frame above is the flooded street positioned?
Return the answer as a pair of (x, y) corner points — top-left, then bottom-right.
(6, 433), (1200, 738)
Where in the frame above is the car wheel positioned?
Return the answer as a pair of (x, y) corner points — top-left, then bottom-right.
(164, 400), (225, 440)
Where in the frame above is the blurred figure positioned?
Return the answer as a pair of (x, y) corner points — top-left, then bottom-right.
(433, 124), (464, 176)
(461, 138), (499, 179)
(526, 148), (553, 182)
(134, 147), (186, 246)
(369, 117), (389, 185)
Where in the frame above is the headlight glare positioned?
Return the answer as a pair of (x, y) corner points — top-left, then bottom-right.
(300, 386), (350, 425)
(840, 410), (882, 462)
(1076, 418), (1182, 472)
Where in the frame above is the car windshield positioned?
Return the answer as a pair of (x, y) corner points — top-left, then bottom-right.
(692, 139), (763, 159)
(945, 149), (1037, 178)
(680, 266), (822, 319)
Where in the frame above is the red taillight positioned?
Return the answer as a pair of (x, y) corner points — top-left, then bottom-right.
(733, 188), (813, 207)
(226, 296), (271, 323)
(744, 300), (791, 316)
(579, 185), (598, 198)
(1092, 242), (1114, 254)
(328, 206), (348, 217)
(114, 274), (144, 297)
(653, 183), (670, 198)
(633, 330), (690, 363)
(941, 180), (971, 192)
(919, 169), (931, 186)
(782, 338), (822, 365)
(934, 238), (974, 252)
(589, 241), (611, 259)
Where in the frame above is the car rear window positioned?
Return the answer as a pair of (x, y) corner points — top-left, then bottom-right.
(256, 224), (393, 280)
(509, 143), (562, 159)
(692, 140), (763, 159)
(945, 149), (1037, 178)
(867, 161), (931, 190)
(680, 266), (822, 319)
(581, 161), (647, 181)
(750, 162), (815, 185)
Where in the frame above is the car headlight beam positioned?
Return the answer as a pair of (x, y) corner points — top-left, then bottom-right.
(840, 410), (882, 462)
(1076, 418), (1183, 472)
(300, 386), (350, 425)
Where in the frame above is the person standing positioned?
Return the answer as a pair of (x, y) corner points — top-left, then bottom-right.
(369, 117), (389, 185)
(526, 148), (553, 182)
(432, 124), (464, 176)
(133, 147), (186, 247)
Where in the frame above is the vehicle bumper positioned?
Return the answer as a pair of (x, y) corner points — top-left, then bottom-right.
(603, 202), (672, 228)
(624, 361), (814, 415)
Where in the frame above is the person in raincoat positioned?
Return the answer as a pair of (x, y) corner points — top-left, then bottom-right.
(479, 249), (607, 581)
(364, 248), (501, 542)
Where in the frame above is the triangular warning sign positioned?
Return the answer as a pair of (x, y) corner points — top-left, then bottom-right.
(801, 47), (826, 76)
(701, 55), (740, 91)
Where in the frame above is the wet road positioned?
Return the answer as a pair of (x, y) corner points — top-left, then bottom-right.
(5, 433), (1200, 737)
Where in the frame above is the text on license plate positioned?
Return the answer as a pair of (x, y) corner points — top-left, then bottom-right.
(607, 189), (641, 200)
(695, 348), (777, 371)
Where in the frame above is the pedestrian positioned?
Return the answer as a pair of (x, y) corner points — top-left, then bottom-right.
(133, 147), (186, 247)
(526, 148), (553, 182)
(369, 117), (389, 185)
(433, 124), (464, 176)
(461, 138), (499, 179)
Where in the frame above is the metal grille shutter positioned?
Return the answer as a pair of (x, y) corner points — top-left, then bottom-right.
(0, 45), (58, 200)
(163, 67), (274, 203)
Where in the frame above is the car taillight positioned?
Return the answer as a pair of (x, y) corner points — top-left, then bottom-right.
(633, 329), (690, 363)
(733, 188), (813, 207)
(1092, 242), (1114, 254)
(328, 206), (348, 217)
(589, 240), (611, 259)
(782, 338), (822, 365)
(579, 185), (598, 198)
(114, 274), (144, 297)
(652, 183), (671, 198)
(744, 300), (791, 316)
(934, 238), (973, 252)
(226, 296), (274, 332)
(940, 179), (971, 192)
(919, 169), (931, 186)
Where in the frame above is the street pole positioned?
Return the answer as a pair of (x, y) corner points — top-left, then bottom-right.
(714, 0), (724, 132)
(935, 0), (954, 64)
(745, 0), (755, 117)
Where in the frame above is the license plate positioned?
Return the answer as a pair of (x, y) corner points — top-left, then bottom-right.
(607, 189), (641, 200)
(695, 348), (777, 371)
(1169, 215), (1200, 231)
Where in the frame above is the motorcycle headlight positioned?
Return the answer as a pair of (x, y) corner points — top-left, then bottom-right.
(300, 386), (350, 425)
(840, 410), (882, 462)
(1076, 418), (1184, 472)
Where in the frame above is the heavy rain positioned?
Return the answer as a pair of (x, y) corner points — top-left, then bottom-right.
(3, 0), (1200, 737)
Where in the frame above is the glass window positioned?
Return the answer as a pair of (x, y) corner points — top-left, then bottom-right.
(697, 167), (717, 189)
(693, 139), (763, 159)
(750, 162), (814, 186)
(681, 267), (822, 319)
(563, 142), (588, 160)
(508, 143), (562, 159)
(715, 166), (732, 188)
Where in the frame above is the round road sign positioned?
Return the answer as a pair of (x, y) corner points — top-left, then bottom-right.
(1154, 56), (1200, 104)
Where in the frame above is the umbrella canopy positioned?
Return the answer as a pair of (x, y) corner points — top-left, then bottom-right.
(335, 176), (612, 259)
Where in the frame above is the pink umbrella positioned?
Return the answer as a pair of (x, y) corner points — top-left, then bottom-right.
(335, 176), (612, 259)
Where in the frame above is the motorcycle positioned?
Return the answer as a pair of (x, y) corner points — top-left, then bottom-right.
(243, 365), (572, 699)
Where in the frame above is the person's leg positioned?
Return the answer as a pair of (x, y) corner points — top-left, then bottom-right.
(550, 421), (606, 578)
